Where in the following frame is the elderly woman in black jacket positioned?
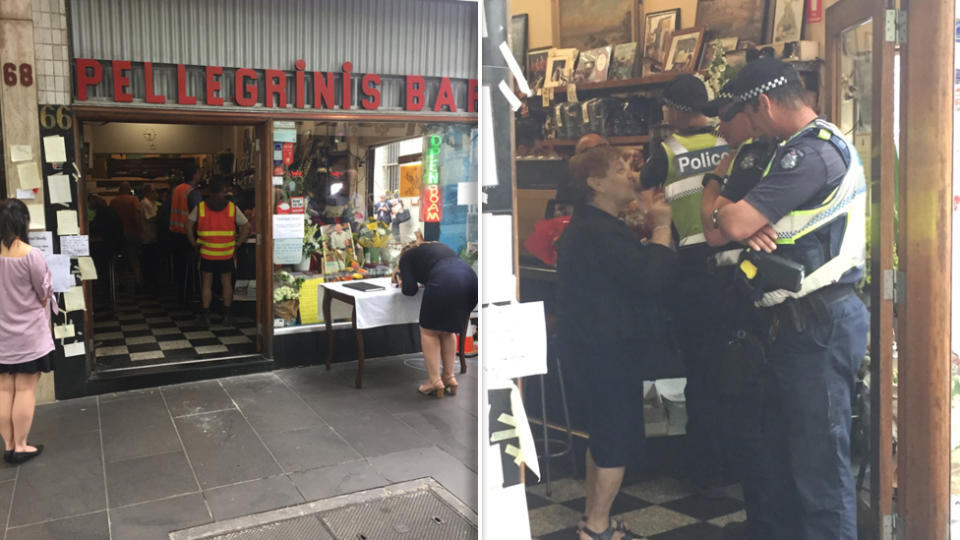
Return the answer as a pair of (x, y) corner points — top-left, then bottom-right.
(557, 144), (676, 540)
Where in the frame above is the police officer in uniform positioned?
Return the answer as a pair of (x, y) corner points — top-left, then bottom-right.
(700, 78), (780, 539)
(708, 58), (869, 540)
(640, 74), (731, 494)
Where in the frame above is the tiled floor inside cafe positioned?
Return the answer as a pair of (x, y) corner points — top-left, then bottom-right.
(0, 354), (477, 540)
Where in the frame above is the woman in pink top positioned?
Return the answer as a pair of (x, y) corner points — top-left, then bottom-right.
(0, 199), (54, 464)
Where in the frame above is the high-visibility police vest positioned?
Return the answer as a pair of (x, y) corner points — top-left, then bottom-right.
(196, 201), (237, 260)
(662, 133), (730, 247)
(756, 119), (867, 307)
(169, 183), (194, 234)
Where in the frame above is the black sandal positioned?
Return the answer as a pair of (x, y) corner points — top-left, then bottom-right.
(577, 520), (636, 540)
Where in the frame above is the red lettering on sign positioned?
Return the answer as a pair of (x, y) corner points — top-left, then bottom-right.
(294, 59), (306, 108)
(360, 74), (381, 110)
(265, 69), (287, 108)
(235, 68), (258, 107)
(144, 62), (165, 104)
(467, 79), (478, 113)
(314, 71), (336, 109)
(406, 75), (425, 111)
(421, 185), (443, 223)
(205, 65), (224, 106)
(75, 58), (102, 101)
(282, 142), (294, 166)
(176, 64), (197, 105)
(341, 62), (353, 110)
(112, 60), (133, 102)
(433, 77), (457, 112)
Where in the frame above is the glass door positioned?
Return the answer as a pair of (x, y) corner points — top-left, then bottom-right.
(826, 0), (898, 536)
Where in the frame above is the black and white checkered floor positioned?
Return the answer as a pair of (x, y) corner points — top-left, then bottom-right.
(527, 476), (746, 540)
(93, 288), (258, 370)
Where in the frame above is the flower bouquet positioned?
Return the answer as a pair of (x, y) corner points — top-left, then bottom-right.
(299, 221), (322, 271)
(356, 217), (391, 265)
(273, 271), (303, 322)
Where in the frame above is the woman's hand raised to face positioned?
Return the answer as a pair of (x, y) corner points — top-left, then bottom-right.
(645, 191), (672, 228)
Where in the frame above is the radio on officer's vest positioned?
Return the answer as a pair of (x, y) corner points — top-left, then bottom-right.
(737, 249), (805, 293)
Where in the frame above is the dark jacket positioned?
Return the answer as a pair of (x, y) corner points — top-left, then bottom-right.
(556, 204), (677, 346)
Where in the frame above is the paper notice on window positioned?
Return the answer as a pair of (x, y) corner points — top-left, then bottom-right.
(64, 341), (85, 357)
(56, 210), (80, 235)
(45, 254), (73, 293)
(457, 182), (478, 206)
(17, 162), (41, 189)
(10, 145), (32, 163)
(272, 214), (304, 239)
(482, 301), (547, 379)
(273, 237), (302, 264)
(64, 285), (86, 312)
(298, 277), (325, 325)
(42, 135), (67, 163)
(27, 204), (46, 230)
(60, 235), (89, 257)
(77, 257), (98, 280)
(47, 174), (72, 205)
(28, 231), (53, 256)
(54, 324), (75, 339)
(15, 189), (35, 199)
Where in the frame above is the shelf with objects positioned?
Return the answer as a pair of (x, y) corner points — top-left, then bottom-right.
(270, 121), (478, 336)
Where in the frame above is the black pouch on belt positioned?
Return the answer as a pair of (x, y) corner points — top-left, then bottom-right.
(717, 330), (767, 397)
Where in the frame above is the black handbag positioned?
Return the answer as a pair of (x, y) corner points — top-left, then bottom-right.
(395, 209), (411, 223)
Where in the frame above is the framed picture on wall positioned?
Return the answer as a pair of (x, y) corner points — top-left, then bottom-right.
(510, 14), (529, 73)
(643, 9), (680, 66)
(544, 48), (579, 88)
(772, 0), (804, 42)
(608, 42), (639, 80)
(695, 0), (767, 46)
(573, 46), (613, 83)
(664, 27), (705, 72)
(526, 47), (552, 91)
(699, 37), (739, 70)
(557, 0), (634, 49)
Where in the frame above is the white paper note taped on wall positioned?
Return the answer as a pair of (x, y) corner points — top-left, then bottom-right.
(54, 324), (75, 339)
(481, 86), (498, 187)
(457, 182), (478, 206)
(45, 254), (73, 293)
(27, 204), (46, 230)
(272, 214), (305, 239)
(480, 213), (515, 303)
(77, 257), (98, 280)
(498, 80), (522, 111)
(498, 41), (533, 96)
(56, 210), (80, 235)
(64, 285), (86, 312)
(482, 301), (547, 379)
(9, 145), (32, 163)
(28, 232), (53, 256)
(42, 135), (67, 163)
(60, 235), (90, 257)
(15, 189), (35, 200)
(47, 174), (72, 205)
(64, 341), (85, 357)
(17, 162), (42, 189)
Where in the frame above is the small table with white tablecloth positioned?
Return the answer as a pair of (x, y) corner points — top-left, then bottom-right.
(321, 277), (468, 388)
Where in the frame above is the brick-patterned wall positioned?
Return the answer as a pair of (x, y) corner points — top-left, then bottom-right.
(31, 0), (69, 105)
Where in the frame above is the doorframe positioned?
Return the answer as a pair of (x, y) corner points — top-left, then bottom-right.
(825, 0), (897, 537)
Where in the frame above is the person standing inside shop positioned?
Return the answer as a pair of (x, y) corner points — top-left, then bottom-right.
(393, 232), (478, 398)
(110, 181), (143, 291)
(698, 79), (781, 540)
(639, 74), (731, 496)
(169, 163), (203, 304)
(140, 185), (161, 293)
(708, 58), (868, 540)
(185, 179), (250, 327)
(0, 199), (55, 464)
(558, 145), (675, 540)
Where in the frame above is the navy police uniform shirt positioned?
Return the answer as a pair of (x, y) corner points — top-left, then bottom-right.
(721, 138), (779, 203)
(741, 120), (862, 285)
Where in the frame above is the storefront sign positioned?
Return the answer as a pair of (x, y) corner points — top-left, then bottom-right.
(282, 143), (295, 166)
(290, 196), (305, 214)
(75, 59), (479, 113)
(420, 134), (443, 223)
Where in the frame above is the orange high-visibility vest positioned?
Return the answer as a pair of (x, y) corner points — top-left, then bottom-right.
(197, 201), (237, 260)
(169, 182), (194, 234)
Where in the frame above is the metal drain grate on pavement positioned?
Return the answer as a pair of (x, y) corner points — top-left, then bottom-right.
(170, 478), (477, 540)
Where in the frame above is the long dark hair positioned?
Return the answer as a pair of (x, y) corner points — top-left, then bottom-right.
(0, 199), (30, 249)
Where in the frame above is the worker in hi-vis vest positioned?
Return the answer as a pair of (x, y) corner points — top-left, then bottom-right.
(639, 74), (731, 497)
(169, 162), (203, 304)
(185, 178), (250, 327)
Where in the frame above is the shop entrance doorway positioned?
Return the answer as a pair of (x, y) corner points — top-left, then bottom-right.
(76, 118), (269, 375)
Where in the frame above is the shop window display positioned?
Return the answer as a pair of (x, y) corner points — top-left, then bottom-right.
(272, 121), (477, 329)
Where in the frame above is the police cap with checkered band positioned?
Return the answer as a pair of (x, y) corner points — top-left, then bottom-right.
(727, 57), (803, 104)
(660, 74), (710, 113)
(700, 77), (743, 118)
